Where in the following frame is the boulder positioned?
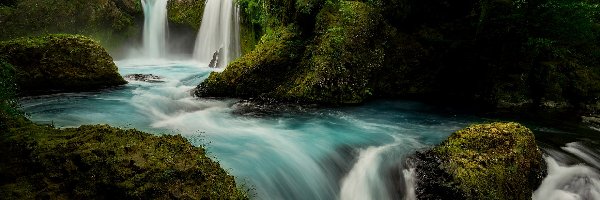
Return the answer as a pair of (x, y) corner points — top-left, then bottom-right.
(0, 123), (248, 199)
(410, 122), (546, 200)
(0, 34), (127, 95)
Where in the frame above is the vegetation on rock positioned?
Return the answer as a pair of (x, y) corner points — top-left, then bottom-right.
(167, 0), (206, 30)
(0, 122), (249, 199)
(200, 0), (600, 112)
(0, 0), (206, 51)
(412, 122), (546, 200)
(0, 34), (127, 95)
(196, 25), (304, 98)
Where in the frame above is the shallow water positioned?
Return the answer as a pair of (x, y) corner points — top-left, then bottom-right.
(21, 61), (600, 199)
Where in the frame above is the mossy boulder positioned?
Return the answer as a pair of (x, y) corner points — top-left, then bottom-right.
(411, 122), (546, 200)
(0, 122), (248, 199)
(195, 25), (304, 98)
(0, 34), (127, 95)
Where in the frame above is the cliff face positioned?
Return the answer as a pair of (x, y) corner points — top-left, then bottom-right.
(0, 34), (127, 95)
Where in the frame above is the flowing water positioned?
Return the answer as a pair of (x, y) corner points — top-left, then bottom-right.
(20, 61), (600, 199)
(141, 0), (169, 58)
(193, 0), (241, 67)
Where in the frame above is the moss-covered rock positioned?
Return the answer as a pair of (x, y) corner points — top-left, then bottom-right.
(0, 122), (248, 199)
(411, 122), (546, 200)
(0, 34), (127, 95)
(195, 25), (304, 98)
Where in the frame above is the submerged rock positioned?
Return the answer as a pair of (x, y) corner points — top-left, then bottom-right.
(0, 122), (248, 199)
(0, 34), (127, 95)
(410, 122), (546, 200)
(123, 74), (164, 83)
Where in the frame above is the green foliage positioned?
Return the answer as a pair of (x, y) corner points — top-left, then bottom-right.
(0, 34), (127, 95)
(434, 122), (545, 200)
(277, 1), (385, 104)
(167, 0), (206, 29)
(0, 60), (21, 126)
(0, 0), (142, 50)
(0, 123), (249, 199)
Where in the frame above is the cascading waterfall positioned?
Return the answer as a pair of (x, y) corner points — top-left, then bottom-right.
(141, 0), (169, 58)
(193, 0), (241, 67)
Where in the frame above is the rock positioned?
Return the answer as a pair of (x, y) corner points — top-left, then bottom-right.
(195, 25), (303, 98)
(208, 48), (224, 68)
(582, 115), (600, 131)
(0, 122), (248, 199)
(0, 34), (127, 95)
(123, 74), (164, 83)
(410, 122), (546, 200)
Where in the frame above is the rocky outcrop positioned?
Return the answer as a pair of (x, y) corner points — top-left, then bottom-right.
(0, 121), (248, 199)
(0, 34), (127, 95)
(409, 122), (546, 200)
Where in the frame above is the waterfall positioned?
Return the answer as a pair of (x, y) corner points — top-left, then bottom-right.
(193, 0), (241, 68)
(141, 0), (169, 58)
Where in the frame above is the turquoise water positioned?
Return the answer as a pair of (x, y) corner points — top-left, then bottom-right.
(21, 61), (600, 199)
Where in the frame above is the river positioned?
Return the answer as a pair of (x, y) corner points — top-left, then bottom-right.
(20, 60), (600, 200)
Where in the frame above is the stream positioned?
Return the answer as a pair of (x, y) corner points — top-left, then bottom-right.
(21, 61), (600, 200)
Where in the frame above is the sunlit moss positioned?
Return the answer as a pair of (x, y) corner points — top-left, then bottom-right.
(432, 122), (546, 200)
(0, 122), (249, 199)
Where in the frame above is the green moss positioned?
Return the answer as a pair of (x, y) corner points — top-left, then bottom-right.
(195, 25), (304, 98)
(0, 34), (127, 95)
(432, 122), (545, 200)
(0, 122), (249, 199)
(167, 0), (206, 29)
(0, 59), (21, 126)
(0, 0), (141, 50)
(274, 1), (385, 104)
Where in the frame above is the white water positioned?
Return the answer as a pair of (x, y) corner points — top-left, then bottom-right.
(340, 137), (422, 200)
(193, 0), (241, 67)
(141, 0), (169, 58)
(534, 142), (600, 200)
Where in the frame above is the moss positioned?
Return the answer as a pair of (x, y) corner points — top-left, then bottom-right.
(273, 1), (385, 104)
(167, 0), (206, 30)
(195, 25), (304, 98)
(0, 122), (249, 199)
(0, 59), (21, 127)
(0, 0), (142, 50)
(417, 122), (546, 200)
(0, 34), (127, 95)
